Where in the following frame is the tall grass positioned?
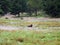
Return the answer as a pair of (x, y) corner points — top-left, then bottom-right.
(0, 30), (60, 45)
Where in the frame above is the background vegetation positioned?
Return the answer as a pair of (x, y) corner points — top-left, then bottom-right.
(0, 0), (60, 17)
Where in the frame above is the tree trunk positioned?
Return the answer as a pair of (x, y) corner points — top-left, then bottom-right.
(18, 13), (20, 17)
(35, 11), (37, 16)
(29, 11), (32, 16)
(35, 9), (38, 16)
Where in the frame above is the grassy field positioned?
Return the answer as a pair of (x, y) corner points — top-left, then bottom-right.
(0, 30), (60, 45)
(0, 18), (60, 27)
(0, 18), (60, 45)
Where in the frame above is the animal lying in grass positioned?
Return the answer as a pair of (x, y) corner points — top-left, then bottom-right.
(5, 17), (8, 19)
(28, 24), (33, 27)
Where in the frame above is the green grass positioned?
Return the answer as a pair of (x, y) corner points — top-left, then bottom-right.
(0, 18), (60, 45)
(0, 30), (60, 45)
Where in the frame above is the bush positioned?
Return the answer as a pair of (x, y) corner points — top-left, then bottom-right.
(42, 0), (60, 18)
(0, 9), (4, 15)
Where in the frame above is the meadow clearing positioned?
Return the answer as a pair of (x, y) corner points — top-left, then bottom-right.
(0, 17), (60, 45)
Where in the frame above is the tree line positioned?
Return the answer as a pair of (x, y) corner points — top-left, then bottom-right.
(0, 0), (60, 17)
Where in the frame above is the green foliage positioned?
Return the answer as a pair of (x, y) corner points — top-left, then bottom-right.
(0, 0), (28, 16)
(27, 0), (43, 16)
(42, 0), (60, 17)
(0, 8), (4, 15)
(10, 0), (27, 15)
(0, 0), (10, 14)
(0, 0), (60, 17)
